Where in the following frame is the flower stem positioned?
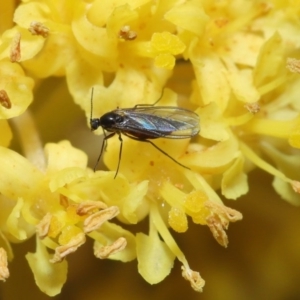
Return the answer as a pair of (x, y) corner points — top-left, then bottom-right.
(11, 110), (46, 171)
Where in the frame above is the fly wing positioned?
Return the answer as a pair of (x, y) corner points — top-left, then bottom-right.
(115, 106), (200, 139)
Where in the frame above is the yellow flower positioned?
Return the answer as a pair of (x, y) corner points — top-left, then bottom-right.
(0, 139), (137, 295)
(1, 0), (300, 297)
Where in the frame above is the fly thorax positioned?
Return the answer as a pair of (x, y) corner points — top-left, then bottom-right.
(100, 112), (125, 129)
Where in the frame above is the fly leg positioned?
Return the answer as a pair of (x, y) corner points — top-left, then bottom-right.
(133, 89), (165, 108)
(115, 132), (123, 179)
(128, 136), (190, 170)
(94, 132), (115, 172)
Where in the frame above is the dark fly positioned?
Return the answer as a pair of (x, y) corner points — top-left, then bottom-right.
(90, 89), (200, 178)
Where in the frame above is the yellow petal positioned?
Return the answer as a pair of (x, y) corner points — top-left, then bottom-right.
(221, 155), (249, 200)
(120, 180), (149, 224)
(45, 140), (88, 173)
(12, 1), (78, 76)
(184, 170), (223, 205)
(196, 102), (229, 141)
(7, 197), (35, 241)
(26, 237), (67, 296)
(182, 132), (240, 173)
(240, 142), (293, 187)
(58, 225), (83, 245)
(0, 146), (43, 200)
(151, 32), (185, 55)
(154, 53), (175, 70)
(261, 142), (300, 205)
(164, 2), (209, 37)
(104, 134), (190, 180)
(0, 26), (45, 62)
(225, 32), (263, 67)
(21, 32), (76, 77)
(88, 0), (149, 27)
(106, 4), (139, 39)
(136, 232), (175, 284)
(191, 54), (230, 111)
(91, 221), (136, 262)
(253, 32), (287, 90)
(72, 2), (118, 61)
(66, 58), (104, 110)
(86, 67), (164, 118)
(48, 167), (87, 193)
(88, 173), (131, 206)
(273, 177), (300, 206)
(223, 58), (260, 103)
(13, 2), (51, 27)
(160, 181), (186, 208)
(0, 61), (34, 119)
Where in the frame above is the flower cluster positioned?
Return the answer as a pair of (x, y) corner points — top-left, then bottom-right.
(0, 0), (300, 296)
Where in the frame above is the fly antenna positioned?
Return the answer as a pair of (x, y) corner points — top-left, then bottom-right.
(153, 88), (165, 106)
(90, 87), (94, 123)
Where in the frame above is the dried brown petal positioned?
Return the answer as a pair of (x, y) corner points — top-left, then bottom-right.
(291, 181), (300, 193)
(205, 201), (242, 247)
(94, 237), (127, 259)
(287, 57), (300, 74)
(76, 200), (107, 216)
(0, 248), (9, 281)
(119, 25), (137, 41)
(10, 32), (21, 62)
(244, 102), (260, 114)
(59, 195), (69, 208)
(0, 90), (11, 109)
(50, 233), (86, 263)
(206, 215), (229, 247)
(36, 213), (52, 239)
(181, 265), (205, 292)
(205, 201), (243, 223)
(28, 21), (49, 38)
(83, 206), (119, 233)
(214, 18), (229, 28)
